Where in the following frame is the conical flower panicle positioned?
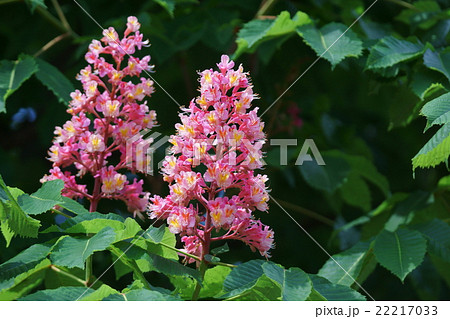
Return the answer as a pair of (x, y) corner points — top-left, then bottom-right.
(148, 55), (274, 259)
(42, 17), (156, 215)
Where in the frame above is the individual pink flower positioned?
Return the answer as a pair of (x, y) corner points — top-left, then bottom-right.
(42, 17), (156, 215)
(148, 55), (274, 262)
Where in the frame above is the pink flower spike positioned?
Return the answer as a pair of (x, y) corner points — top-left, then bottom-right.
(42, 17), (157, 216)
(148, 55), (273, 261)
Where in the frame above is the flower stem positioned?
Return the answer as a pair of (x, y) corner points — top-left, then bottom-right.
(85, 179), (101, 286)
(192, 203), (213, 300)
(50, 265), (86, 286)
(129, 260), (152, 290)
(84, 255), (93, 287)
(191, 260), (208, 301)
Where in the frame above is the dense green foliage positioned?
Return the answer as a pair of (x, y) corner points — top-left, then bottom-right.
(0, 0), (449, 301)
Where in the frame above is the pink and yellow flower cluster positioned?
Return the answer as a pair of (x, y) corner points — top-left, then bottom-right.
(148, 55), (274, 259)
(41, 17), (156, 214)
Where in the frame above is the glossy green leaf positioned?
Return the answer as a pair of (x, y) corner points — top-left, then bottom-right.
(374, 228), (427, 281)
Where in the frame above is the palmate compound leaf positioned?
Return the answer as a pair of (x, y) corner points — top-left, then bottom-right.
(0, 54), (37, 113)
(412, 122), (450, 170)
(374, 228), (427, 282)
(366, 36), (426, 70)
(0, 175), (40, 245)
(318, 241), (371, 287)
(50, 227), (116, 269)
(297, 22), (363, 68)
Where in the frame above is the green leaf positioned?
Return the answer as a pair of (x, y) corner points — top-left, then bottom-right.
(0, 175), (41, 245)
(297, 22), (363, 68)
(298, 153), (351, 194)
(261, 263), (312, 301)
(145, 226), (178, 260)
(171, 265), (231, 299)
(423, 49), (450, 83)
(222, 260), (265, 298)
(309, 275), (366, 301)
(103, 288), (181, 301)
(0, 55), (37, 113)
(413, 219), (450, 263)
(366, 36), (425, 70)
(306, 288), (328, 301)
(412, 122), (450, 170)
(0, 243), (51, 282)
(410, 67), (448, 100)
(19, 286), (94, 301)
(35, 58), (75, 105)
(374, 228), (427, 281)
(50, 227), (116, 269)
(0, 259), (51, 301)
(384, 191), (431, 232)
(420, 92), (450, 130)
(58, 197), (89, 215)
(234, 11), (311, 58)
(80, 284), (119, 301)
(222, 260), (311, 301)
(17, 180), (64, 215)
(340, 173), (371, 211)
(318, 241), (371, 287)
